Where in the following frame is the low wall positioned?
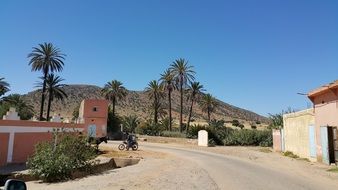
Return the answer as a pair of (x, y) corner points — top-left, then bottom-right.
(0, 120), (85, 167)
(283, 109), (315, 160)
(272, 129), (282, 152)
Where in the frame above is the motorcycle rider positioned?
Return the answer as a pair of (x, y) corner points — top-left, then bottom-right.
(126, 132), (133, 149)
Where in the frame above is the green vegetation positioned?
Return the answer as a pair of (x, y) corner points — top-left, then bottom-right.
(28, 129), (97, 182)
(122, 115), (139, 133)
(186, 82), (204, 132)
(36, 74), (67, 121)
(101, 80), (127, 117)
(327, 167), (338, 173)
(160, 69), (175, 131)
(170, 59), (195, 132)
(283, 151), (299, 159)
(200, 94), (219, 123)
(28, 42), (65, 121)
(160, 130), (186, 138)
(145, 80), (165, 124)
(0, 77), (10, 97)
(0, 94), (34, 120)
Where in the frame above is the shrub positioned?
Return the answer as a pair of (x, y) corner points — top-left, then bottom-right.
(186, 124), (206, 139)
(27, 129), (97, 182)
(223, 129), (272, 147)
(135, 119), (165, 136)
(160, 131), (186, 138)
(283, 151), (299, 159)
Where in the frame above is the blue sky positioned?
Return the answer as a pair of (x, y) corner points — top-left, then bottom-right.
(0, 0), (337, 116)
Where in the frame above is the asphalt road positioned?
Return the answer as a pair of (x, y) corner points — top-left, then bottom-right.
(110, 141), (338, 190)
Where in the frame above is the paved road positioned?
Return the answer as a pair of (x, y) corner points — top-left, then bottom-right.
(110, 141), (338, 190)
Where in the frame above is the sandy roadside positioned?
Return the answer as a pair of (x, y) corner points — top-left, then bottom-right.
(26, 146), (219, 190)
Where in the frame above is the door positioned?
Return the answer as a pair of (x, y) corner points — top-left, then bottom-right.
(327, 127), (337, 164)
(88, 124), (96, 138)
(281, 129), (285, 152)
(333, 127), (338, 163)
(320, 126), (329, 164)
(308, 125), (316, 158)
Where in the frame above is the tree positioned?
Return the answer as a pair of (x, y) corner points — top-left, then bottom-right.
(0, 77), (10, 98)
(268, 108), (294, 129)
(160, 69), (175, 131)
(145, 80), (164, 124)
(122, 115), (139, 133)
(200, 93), (218, 123)
(186, 81), (204, 132)
(170, 58), (195, 132)
(101, 80), (127, 117)
(1, 94), (34, 120)
(28, 43), (65, 120)
(36, 74), (67, 121)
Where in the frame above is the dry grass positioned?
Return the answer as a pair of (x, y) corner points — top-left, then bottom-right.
(327, 167), (338, 173)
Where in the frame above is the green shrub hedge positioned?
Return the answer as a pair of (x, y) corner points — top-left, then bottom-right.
(27, 130), (97, 182)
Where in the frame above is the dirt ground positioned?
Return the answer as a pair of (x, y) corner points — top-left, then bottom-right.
(26, 142), (218, 190)
(26, 139), (338, 190)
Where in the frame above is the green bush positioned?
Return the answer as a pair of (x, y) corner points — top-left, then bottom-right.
(186, 124), (206, 139)
(135, 119), (165, 136)
(160, 131), (186, 138)
(223, 129), (272, 147)
(27, 130), (97, 182)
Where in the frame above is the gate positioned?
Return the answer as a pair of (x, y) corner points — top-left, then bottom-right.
(308, 125), (316, 158)
(88, 124), (96, 138)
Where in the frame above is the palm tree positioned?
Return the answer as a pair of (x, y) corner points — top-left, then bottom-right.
(200, 93), (218, 123)
(2, 94), (34, 120)
(160, 69), (175, 131)
(101, 80), (127, 117)
(36, 74), (67, 121)
(122, 115), (139, 133)
(0, 77), (10, 98)
(170, 58), (195, 132)
(186, 82), (204, 132)
(28, 43), (65, 120)
(145, 80), (164, 124)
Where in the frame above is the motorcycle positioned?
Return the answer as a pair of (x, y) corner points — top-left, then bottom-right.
(118, 140), (138, 151)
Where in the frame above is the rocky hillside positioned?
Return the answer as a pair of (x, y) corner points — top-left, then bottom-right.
(22, 84), (269, 124)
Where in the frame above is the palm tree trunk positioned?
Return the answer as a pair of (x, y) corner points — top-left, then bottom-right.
(168, 90), (172, 131)
(154, 95), (158, 124)
(39, 72), (47, 121)
(208, 108), (211, 123)
(179, 82), (183, 133)
(46, 90), (53, 121)
(112, 97), (116, 117)
(187, 98), (194, 133)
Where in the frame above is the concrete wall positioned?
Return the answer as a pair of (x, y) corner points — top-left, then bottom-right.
(283, 109), (315, 160)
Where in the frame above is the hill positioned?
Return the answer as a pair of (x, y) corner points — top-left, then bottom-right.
(22, 84), (269, 124)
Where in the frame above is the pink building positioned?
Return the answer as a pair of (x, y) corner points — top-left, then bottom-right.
(0, 99), (108, 167)
(308, 81), (338, 164)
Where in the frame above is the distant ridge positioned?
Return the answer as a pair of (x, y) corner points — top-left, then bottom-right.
(22, 84), (269, 124)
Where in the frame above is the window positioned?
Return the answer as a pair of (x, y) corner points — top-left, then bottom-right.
(93, 107), (98, 112)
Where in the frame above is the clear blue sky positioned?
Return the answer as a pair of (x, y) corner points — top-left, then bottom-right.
(1, 0), (337, 116)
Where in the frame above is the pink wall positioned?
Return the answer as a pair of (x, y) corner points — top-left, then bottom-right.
(272, 129), (282, 152)
(311, 89), (338, 162)
(0, 99), (109, 167)
(0, 133), (9, 166)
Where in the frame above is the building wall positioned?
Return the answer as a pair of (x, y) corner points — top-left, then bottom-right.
(0, 99), (109, 167)
(312, 90), (338, 162)
(0, 133), (9, 166)
(283, 109), (315, 160)
(0, 121), (85, 166)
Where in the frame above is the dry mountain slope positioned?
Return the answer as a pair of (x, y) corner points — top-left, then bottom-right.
(22, 84), (269, 123)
